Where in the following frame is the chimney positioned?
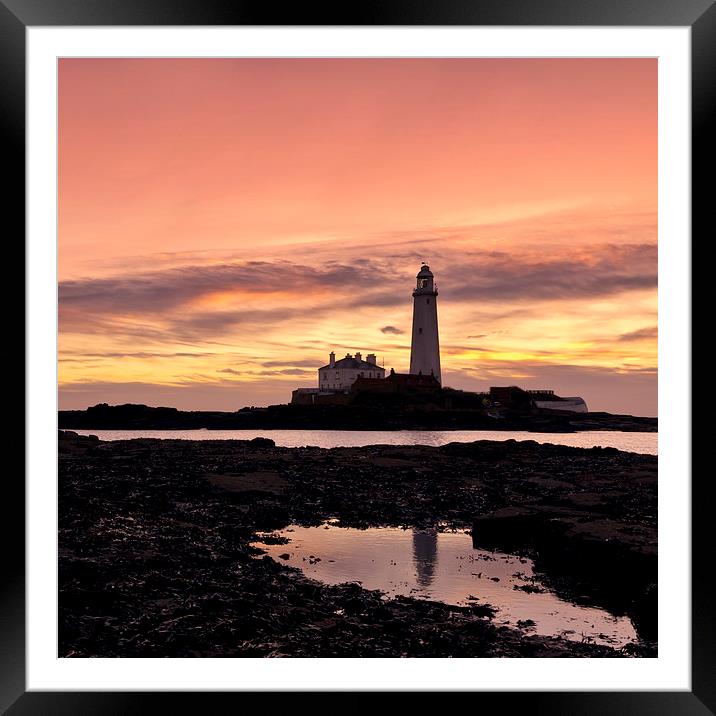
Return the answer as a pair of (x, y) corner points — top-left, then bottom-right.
(355, 352), (362, 362)
(367, 353), (376, 365)
(329, 351), (335, 368)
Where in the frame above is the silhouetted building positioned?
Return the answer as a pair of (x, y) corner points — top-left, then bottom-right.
(489, 386), (587, 413)
(290, 266), (588, 413)
(351, 369), (440, 395)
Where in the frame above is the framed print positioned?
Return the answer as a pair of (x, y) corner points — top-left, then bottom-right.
(5, 0), (711, 711)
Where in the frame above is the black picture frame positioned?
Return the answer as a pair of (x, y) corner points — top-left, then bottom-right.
(4, 0), (710, 711)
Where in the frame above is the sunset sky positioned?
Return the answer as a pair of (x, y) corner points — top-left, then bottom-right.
(58, 58), (657, 415)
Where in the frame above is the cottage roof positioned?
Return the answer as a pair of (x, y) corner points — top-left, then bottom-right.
(319, 356), (384, 371)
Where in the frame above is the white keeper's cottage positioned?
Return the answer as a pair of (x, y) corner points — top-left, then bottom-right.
(318, 352), (385, 390)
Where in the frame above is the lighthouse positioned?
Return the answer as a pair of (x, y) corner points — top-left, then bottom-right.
(409, 263), (441, 384)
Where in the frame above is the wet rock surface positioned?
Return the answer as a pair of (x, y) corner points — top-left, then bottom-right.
(58, 430), (657, 657)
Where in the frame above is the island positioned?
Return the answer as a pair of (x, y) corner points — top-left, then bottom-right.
(58, 395), (657, 433)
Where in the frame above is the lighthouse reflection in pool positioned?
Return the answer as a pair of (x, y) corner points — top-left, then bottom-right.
(252, 524), (638, 649)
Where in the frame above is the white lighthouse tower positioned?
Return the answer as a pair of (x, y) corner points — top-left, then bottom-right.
(409, 263), (441, 384)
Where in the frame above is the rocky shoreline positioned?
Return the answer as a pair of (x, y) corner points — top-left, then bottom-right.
(59, 402), (657, 432)
(59, 430), (657, 658)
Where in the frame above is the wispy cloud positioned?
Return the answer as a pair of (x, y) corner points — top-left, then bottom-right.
(618, 325), (658, 342)
(218, 367), (312, 376)
(59, 243), (657, 340)
(59, 260), (386, 314)
(444, 244), (656, 303)
(261, 359), (322, 368)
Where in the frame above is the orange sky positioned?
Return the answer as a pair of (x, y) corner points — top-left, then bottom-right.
(58, 58), (657, 415)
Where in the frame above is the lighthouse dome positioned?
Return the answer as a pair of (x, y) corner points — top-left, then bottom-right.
(417, 264), (433, 278)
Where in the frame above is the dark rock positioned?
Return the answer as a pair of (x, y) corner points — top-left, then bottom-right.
(58, 436), (656, 657)
(250, 437), (276, 448)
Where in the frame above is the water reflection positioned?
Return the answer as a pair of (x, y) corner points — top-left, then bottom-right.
(252, 523), (638, 649)
(412, 528), (438, 587)
(74, 428), (657, 454)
